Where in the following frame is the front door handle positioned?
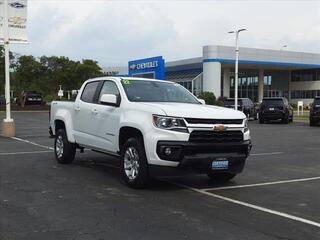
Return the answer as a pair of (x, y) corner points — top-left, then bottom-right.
(74, 106), (80, 112)
(92, 109), (99, 115)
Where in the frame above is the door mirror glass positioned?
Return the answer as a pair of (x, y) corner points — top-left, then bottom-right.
(100, 94), (118, 106)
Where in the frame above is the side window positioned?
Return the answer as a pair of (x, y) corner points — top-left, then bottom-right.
(81, 81), (100, 103)
(99, 81), (120, 103)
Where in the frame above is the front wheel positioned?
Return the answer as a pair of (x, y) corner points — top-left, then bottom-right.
(121, 137), (149, 189)
(207, 172), (236, 182)
(282, 116), (289, 124)
(310, 119), (316, 126)
(54, 129), (76, 164)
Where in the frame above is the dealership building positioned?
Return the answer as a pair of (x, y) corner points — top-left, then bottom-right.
(104, 45), (320, 104)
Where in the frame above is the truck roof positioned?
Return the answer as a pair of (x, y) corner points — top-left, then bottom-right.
(86, 76), (174, 84)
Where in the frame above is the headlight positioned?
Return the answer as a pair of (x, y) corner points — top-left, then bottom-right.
(244, 119), (249, 133)
(152, 115), (188, 133)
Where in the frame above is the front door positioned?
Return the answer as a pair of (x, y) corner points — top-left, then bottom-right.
(90, 80), (121, 153)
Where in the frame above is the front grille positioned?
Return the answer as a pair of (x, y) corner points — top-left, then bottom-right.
(189, 130), (243, 143)
(185, 118), (243, 125)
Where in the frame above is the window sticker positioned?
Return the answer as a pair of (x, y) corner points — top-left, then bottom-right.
(122, 79), (131, 85)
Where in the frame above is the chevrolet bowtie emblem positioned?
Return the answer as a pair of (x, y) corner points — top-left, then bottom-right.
(213, 125), (227, 132)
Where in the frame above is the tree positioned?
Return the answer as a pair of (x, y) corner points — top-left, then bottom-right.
(197, 91), (224, 106)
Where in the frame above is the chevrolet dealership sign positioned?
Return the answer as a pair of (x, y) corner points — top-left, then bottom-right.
(128, 56), (165, 80)
(0, 0), (28, 43)
(130, 61), (159, 71)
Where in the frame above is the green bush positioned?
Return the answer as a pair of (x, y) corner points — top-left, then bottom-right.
(197, 91), (224, 106)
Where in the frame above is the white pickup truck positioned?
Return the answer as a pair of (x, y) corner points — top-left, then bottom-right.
(50, 77), (251, 188)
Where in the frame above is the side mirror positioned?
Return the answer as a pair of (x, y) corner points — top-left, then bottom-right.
(197, 98), (206, 105)
(100, 94), (119, 107)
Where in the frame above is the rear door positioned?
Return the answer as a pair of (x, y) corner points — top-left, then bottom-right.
(73, 81), (101, 146)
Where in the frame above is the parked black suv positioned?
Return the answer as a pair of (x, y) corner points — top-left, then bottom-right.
(259, 97), (293, 124)
(19, 91), (43, 107)
(224, 98), (257, 119)
(309, 97), (320, 126)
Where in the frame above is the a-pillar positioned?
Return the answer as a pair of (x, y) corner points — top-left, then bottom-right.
(223, 68), (230, 98)
(258, 68), (264, 102)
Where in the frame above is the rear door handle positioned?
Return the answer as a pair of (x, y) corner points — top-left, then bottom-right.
(74, 107), (80, 112)
(92, 109), (99, 115)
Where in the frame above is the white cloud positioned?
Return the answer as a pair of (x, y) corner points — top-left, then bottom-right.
(11, 0), (320, 67)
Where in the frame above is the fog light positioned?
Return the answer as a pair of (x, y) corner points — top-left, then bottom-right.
(164, 147), (172, 156)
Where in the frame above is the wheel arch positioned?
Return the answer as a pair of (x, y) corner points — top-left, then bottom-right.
(119, 126), (144, 153)
(54, 116), (75, 143)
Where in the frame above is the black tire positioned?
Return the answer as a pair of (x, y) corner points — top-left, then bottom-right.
(121, 137), (149, 189)
(254, 113), (258, 120)
(259, 117), (264, 124)
(310, 119), (316, 126)
(207, 172), (236, 182)
(282, 116), (289, 124)
(54, 129), (76, 164)
(290, 115), (293, 123)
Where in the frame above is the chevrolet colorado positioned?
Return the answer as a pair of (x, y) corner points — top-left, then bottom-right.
(50, 77), (251, 188)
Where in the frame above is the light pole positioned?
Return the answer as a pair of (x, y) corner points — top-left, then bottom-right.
(228, 28), (246, 111)
(2, 0), (15, 137)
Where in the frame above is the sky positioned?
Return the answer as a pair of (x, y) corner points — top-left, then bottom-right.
(11, 0), (320, 68)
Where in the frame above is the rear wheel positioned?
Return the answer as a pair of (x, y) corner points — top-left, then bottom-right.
(207, 172), (236, 182)
(289, 115), (293, 123)
(54, 129), (76, 164)
(121, 137), (149, 189)
(282, 116), (289, 124)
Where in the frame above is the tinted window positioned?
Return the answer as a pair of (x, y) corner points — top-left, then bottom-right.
(314, 98), (320, 105)
(224, 99), (243, 107)
(99, 81), (120, 102)
(261, 99), (284, 107)
(121, 80), (199, 104)
(81, 81), (99, 103)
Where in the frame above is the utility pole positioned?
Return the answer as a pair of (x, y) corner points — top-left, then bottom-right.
(228, 28), (246, 111)
(2, 0), (15, 137)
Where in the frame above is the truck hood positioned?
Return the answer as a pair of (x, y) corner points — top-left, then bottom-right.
(140, 102), (245, 119)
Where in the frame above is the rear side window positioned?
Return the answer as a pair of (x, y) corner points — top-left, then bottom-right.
(224, 99), (243, 107)
(81, 81), (100, 103)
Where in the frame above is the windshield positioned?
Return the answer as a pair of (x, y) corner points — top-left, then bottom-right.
(121, 79), (200, 104)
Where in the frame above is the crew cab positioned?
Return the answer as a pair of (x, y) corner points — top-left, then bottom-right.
(310, 97), (320, 126)
(50, 77), (251, 188)
(259, 97), (293, 124)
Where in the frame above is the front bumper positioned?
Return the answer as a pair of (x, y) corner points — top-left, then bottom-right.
(149, 140), (251, 177)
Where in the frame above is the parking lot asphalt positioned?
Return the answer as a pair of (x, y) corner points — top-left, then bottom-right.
(0, 111), (319, 240)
